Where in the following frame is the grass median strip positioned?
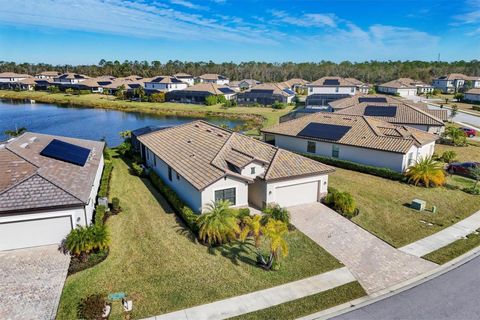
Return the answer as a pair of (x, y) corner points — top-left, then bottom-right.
(422, 231), (480, 264)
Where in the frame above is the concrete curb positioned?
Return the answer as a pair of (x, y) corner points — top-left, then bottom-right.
(298, 245), (480, 320)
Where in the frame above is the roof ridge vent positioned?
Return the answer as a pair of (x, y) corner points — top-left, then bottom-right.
(29, 136), (38, 143)
(20, 142), (29, 149)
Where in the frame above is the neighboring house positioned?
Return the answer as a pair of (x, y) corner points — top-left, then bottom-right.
(229, 79), (261, 91)
(0, 72), (31, 84)
(35, 71), (61, 79)
(306, 77), (364, 109)
(336, 97), (447, 134)
(284, 78), (309, 91)
(103, 78), (144, 94)
(77, 76), (116, 93)
(144, 76), (188, 92)
(138, 121), (334, 212)
(0, 133), (104, 251)
(173, 73), (195, 86)
(432, 74), (480, 93)
(53, 73), (90, 85)
(464, 88), (480, 102)
(131, 125), (171, 151)
(377, 78), (433, 97)
(261, 112), (438, 172)
(14, 77), (37, 91)
(279, 108), (321, 123)
(345, 78), (370, 94)
(198, 73), (230, 85)
(237, 82), (295, 105)
(167, 83), (236, 104)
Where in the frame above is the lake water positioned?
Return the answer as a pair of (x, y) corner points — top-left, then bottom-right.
(0, 99), (243, 146)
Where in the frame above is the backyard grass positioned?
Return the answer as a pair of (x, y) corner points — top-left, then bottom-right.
(56, 157), (343, 319)
(423, 231), (480, 264)
(435, 141), (480, 163)
(328, 167), (480, 248)
(0, 90), (294, 133)
(228, 281), (365, 320)
(433, 93), (480, 116)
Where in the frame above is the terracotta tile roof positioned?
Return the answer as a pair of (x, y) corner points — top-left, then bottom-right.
(138, 121), (333, 190)
(309, 76), (364, 87)
(466, 88), (480, 95)
(199, 73), (229, 81)
(37, 71), (61, 76)
(0, 72), (32, 78)
(284, 78), (309, 87)
(147, 76), (185, 84)
(243, 82), (295, 97)
(262, 113), (438, 154)
(174, 73), (193, 78)
(55, 73), (90, 80)
(178, 83), (234, 95)
(437, 73), (480, 81)
(378, 78), (420, 89)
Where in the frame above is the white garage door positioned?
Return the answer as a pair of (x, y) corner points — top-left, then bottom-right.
(0, 216), (73, 251)
(275, 181), (319, 207)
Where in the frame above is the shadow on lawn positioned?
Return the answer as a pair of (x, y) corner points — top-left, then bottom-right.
(207, 240), (258, 267)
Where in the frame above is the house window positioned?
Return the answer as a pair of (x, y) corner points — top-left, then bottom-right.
(168, 166), (172, 181)
(250, 167), (256, 175)
(407, 152), (414, 166)
(153, 155), (156, 167)
(307, 141), (316, 153)
(351, 87), (354, 93)
(176, 172), (180, 180)
(335, 87), (339, 93)
(309, 87), (313, 93)
(332, 145), (340, 158)
(215, 188), (236, 205)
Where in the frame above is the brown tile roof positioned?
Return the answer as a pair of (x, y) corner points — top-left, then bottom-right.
(179, 83), (233, 95)
(199, 73), (228, 80)
(55, 73), (90, 80)
(378, 78), (420, 89)
(437, 73), (480, 81)
(0, 148), (37, 192)
(0, 72), (32, 78)
(466, 88), (480, 95)
(147, 76), (184, 84)
(174, 73), (193, 78)
(37, 71), (61, 76)
(284, 78), (309, 87)
(138, 121), (333, 190)
(262, 113), (438, 154)
(244, 82), (295, 97)
(309, 76), (364, 87)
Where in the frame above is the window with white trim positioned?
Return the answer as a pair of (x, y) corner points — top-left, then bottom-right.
(215, 188), (236, 205)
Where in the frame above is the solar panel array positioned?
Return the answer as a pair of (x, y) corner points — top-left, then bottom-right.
(364, 106), (398, 117)
(323, 79), (340, 85)
(252, 89), (274, 94)
(283, 88), (296, 95)
(297, 123), (351, 141)
(218, 87), (235, 94)
(358, 97), (388, 103)
(40, 139), (91, 166)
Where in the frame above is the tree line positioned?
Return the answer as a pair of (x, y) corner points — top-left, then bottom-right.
(1, 60), (479, 84)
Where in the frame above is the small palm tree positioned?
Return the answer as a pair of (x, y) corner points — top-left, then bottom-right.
(197, 200), (240, 245)
(239, 214), (263, 248)
(4, 127), (27, 138)
(90, 224), (110, 251)
(65, 226), (94, 262)
(443, 125), (466, 146)
(405, 156), (446, 187)
(261, 219), (289, 269)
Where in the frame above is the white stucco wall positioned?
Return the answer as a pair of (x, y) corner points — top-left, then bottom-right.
(240, 161), (265, 178)
(85, 154), (104, 225)
(308, 86), (356, 95)
(265, 174), (328, 207)
(145, 82), (188, 91)
(201, 176), (249, 212)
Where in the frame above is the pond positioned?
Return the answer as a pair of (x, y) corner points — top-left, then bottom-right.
(0, 99), (243, 146)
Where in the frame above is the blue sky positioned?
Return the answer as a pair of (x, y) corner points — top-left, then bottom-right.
(0, 0), (479, 64)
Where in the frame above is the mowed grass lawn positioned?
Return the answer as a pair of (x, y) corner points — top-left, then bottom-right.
(57, 157), (342, 319)
(329, 167), (480, 248)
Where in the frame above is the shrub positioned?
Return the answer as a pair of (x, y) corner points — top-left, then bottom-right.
(111, 197), (121, 213)
(205, 95), (219, 106)
(272, 101), (287, 109)
(303, 154), (404, 181)
(150, 92), (166, 102)
(48, 86), (60, 93)
(463, 187), (480, 195)
(237, 207), (251, 219)
(131, 162), (144, 177)
(440, 150), (457, 163)
(324, 187), (357, 219)
(94, 205), (106, 226)
(65, 88), (74, 95)
(65, 224), (110, 260)
(473, 105), (480, 111)
(77, 294), (107, 320)
(222, 99), (237, 108)
(454, 93), (464, 101)
(149, 171), (198, 231)
(97, 162), (113, 198)
(103, 147), (112, 161)
(262, 203), (290, 224)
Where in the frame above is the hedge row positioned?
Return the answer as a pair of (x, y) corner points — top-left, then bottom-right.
(98, 161), (113, 198)
(149, 171), (198, 232)
(302, 154), (405, 181)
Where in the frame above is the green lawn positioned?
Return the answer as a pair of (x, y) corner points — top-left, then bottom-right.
(57, 157), (342, 319)
(0, 90), (294, 133)
(423, 231), (480, 264)
(435, 142), (480, 163)
(434, 93), (480, 116)
(329, 167), (480, 248)
(228, 282), (365, 320)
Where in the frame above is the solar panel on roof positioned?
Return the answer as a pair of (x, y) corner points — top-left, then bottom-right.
(358, 97), (388, 103)
(40, 139), (91, 166)
(297, 123), (351, 141)
(323, 79), (340, 85)
(218, 87), (235, 94)
(364, 106), (398, 117)
(283, 88), (295, 95)
(252, 89), (274, 94)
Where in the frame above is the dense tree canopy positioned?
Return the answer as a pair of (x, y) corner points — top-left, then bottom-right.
(1, 60), (479, 84)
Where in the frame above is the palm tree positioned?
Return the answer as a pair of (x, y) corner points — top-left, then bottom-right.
(261, 219), (289, 269)
(90, 224), (110, 251)
(65, 226), (94, 262)
(239, 214), (262, 248)
(443, 125), (466, 146)
(4, 127), (27, 138)
(405, 156), (446, 187)
(197, 200), (240, 245)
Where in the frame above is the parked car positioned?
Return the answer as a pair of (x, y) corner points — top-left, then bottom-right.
(461, 127), (477, 138)
(447, 162), (480, 177)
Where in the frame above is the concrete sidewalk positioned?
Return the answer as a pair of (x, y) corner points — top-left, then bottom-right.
(399, 210), (480, 257)
(145, 267), (356, 320)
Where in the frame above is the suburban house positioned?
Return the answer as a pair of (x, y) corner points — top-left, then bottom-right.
(173, 73), (195, 86)
(137, 121), (334, 211)
(35, 71), (61, 79)
(144, 76), (188, 92)
(0, 72), (31, 83)
(432, 74), (480, 93)
(103, 78), (145, 94)
(0, 133), (104, 251)
(198, 73), (230, 85)
(229, 79), (261, 91)
(284, 78), (309, 91)
(237, 82), (295, 105)
(464, 88), (480, 102)
(332, 95), (447, 134)
(167, 83), (236, 104)
(261, 112), (438, 172)
(345, 78), (370, 94)
(77, 76), (116, 93)
(53, 73), (90, 85)
(306, 77), (364, 109)
(14, 77), (37, 91)
(377, 78), (434, 96)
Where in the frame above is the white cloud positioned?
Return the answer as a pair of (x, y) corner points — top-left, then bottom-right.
(170, 0), (207, 10)
(271, 10), (338, 28)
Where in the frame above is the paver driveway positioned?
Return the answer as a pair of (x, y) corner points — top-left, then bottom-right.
(0, 245), (70, 320)
(290, 203), (437, 295)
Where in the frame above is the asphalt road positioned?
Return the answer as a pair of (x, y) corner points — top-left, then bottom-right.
(332, 254), (480, 320)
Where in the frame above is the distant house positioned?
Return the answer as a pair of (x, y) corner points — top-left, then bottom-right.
(173, 73), (195, 86)
(432, 74), (480, 93)
(306, 77), (365, 109)
(345, 78), (370, 94)
(53, 73), (90, 85)
(335, 95), (447, 134)
(237, 82), (295, 105)
(14, 77), (37, 91)
(377, 78), (432, 97)
(167, 83), (236, 104)
(0, 72), (31, 84)
(77, 76), (116, 93)
(144, 76), (188, 92)
(261, 112), (438, 172)
(138, 121), (334, 211)
(35, 71), (61, 80)
(284, 78), (309, 91)
(103, 78), (144, 94)
(198, 73), (230, 85)
(229, 79), (261, 91)
(0, 132), (104, 251)
(464, 88), (480, 102)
